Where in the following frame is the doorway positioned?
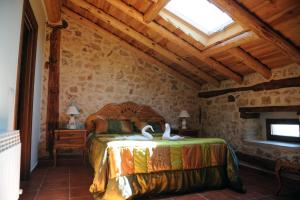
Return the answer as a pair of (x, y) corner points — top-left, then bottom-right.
(15, 0), (38, 180)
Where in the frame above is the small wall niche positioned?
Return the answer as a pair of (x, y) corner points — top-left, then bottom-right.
(240, 106), (300, 143)
(260, 112), (298, 140)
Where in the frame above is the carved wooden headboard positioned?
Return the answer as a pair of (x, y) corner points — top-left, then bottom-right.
(85, 102), (165, 132)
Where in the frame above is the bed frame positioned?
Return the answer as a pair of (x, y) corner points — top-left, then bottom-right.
(85, 101), (165, 132)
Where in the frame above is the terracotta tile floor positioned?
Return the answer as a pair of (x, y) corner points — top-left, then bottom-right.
(20, 158), (300, 200)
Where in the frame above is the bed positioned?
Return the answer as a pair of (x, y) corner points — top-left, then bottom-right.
(85, 102), (245, 200)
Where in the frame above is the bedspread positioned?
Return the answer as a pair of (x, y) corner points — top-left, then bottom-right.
(88, 134), (245, 199)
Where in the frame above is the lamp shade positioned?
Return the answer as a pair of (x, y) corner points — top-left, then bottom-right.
(66, 105), (80, 115)
(178, 110), (190, 118)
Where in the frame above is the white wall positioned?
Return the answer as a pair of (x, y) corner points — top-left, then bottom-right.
(0, 0), (46, 171)
(29, 0), (46, 171)
(0, 0), (24, 132)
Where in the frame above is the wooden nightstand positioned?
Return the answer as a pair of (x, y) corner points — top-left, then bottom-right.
(53, 129), (87, 166)
(173, 129), (199, 137)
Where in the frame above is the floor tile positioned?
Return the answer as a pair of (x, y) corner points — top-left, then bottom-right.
(36, 188), (69, 200)
(19, 190), (37, 200)
(174, 193), (208, 200)
(41, 179), (69, 190)
(70, 186), (91, 198)
(70, 196), (92, 200)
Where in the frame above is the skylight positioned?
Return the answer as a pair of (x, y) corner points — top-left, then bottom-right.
(165, 0), (234, 35)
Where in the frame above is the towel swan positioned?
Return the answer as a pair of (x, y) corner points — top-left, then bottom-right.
(162, 123), (184, 140)
(115, 125), (154, 140)
(141, 125), (154, 139)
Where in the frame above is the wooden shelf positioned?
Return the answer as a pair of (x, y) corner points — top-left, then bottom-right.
(239, 106), (300, 119)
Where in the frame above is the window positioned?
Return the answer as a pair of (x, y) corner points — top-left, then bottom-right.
(266, 119), (300, 143)
(165, 0), (234, 35)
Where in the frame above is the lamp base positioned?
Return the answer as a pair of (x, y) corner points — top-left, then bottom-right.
(181, 118), (187, 129)
(68, 115), (77, 129)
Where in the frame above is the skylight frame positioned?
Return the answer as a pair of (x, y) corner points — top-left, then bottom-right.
(164, 0), (234, 36)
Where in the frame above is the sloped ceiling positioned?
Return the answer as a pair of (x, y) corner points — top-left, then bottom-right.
(45, 0), (300, 88)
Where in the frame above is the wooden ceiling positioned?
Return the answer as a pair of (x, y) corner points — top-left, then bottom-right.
(45, 0), (300, 88)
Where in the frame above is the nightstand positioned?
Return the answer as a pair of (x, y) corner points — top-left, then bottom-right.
(177, 129), (199, 137)
(53, 129), (87, 166)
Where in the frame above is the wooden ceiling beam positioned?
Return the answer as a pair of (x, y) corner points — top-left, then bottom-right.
(101, 0), (243, 83)
(199, 77), (300, 98)
(209, 0), (300, 63)
(62, 8), (202, 90)
(144, 0), (171, 23)
(204, 58), (243, 83)
(201, 31), (259, 57)
(229, 47), (272, 79)
(68, 0), (220, 86)
(44, 0), (62, 24)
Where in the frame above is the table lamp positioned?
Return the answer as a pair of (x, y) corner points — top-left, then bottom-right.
(66, 105), (80, 129)
(178, 110), (190, 129)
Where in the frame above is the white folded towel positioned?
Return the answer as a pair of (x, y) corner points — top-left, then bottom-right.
(141, 125), (154, 139)
(162, 123), (184, 140)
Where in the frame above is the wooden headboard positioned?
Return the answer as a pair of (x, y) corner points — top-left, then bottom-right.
(85, 102), (165, 132)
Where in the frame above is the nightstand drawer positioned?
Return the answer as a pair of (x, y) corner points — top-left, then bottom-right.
(55, 138), (85, 146)
(54, 130), (86, 139)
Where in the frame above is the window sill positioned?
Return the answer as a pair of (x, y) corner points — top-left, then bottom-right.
(244, 139), (300, 148)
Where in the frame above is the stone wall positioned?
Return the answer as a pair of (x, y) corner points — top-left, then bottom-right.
(39, 11), (300, 161)
(39, 27), (50, 157)
(39, 13), (200, 157)
(199, 64), (300, 161)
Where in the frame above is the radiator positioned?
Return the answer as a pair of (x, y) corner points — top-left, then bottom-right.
(0, 131), (21, 200)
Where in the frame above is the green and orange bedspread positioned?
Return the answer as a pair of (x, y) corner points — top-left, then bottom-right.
(88, 134), (245, 200)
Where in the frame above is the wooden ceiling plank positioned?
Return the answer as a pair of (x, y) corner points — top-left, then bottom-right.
(201, 31), (259, 57)
(61, 7), (202, 89)
(229, 47), (272, 79)
(206, 23), (246, 47)
(209, 0), (300, 63)
(100, 0), (243, 83)
(143, 0), (171, 23)
(67, 0), (220, 86)
(44, 0), (62, 24)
